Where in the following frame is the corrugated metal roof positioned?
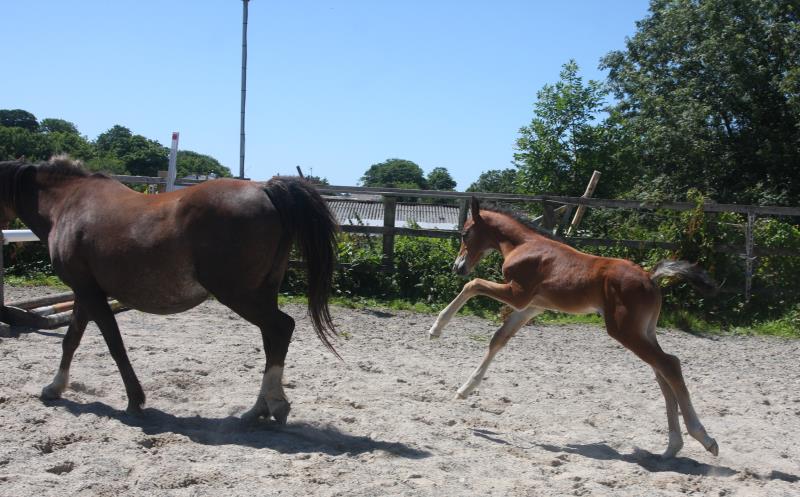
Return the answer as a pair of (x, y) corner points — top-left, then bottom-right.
(325, 198), (460, 229)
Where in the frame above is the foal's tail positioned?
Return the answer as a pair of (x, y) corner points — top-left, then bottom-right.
(264, 177), (340, 357)
(650, 260), (719, 296)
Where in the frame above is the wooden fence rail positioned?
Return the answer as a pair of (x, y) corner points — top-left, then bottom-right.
(3, 177), (798, 307)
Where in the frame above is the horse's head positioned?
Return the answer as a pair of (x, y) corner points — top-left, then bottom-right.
(0, 160), (28, 229)
(453, 197), (495, 276)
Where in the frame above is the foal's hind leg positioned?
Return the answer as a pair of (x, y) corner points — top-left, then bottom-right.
(41, 303), (89, 400)
(606, 312), (718, 457)
(456, 307), (541, 399)
(654, 369), (684, 458)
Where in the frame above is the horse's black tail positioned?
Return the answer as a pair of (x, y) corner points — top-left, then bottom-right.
(264, 177), (340, 357)
(650, 260), (719, 297)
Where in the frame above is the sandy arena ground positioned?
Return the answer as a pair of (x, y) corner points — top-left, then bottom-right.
(0, 286), (798, 496)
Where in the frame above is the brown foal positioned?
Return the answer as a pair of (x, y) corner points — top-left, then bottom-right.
(0, 157), (339, 423)
(429, 198), (719, 458)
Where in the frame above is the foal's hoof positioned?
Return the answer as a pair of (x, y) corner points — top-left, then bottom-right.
(705, 438), (719, 457)
(40, 385), (63, 401)
(453, 391), (467, 400)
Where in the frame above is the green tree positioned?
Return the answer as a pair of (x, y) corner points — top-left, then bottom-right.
(601, 0), (800, 205)
(426, 167), (456, 191)
(467, 168), (520, 193)
(0, 109), (39, 132)
(360, 158), (428, 189)
(0, 126), (53, 160)
(514, 60), (627, 197)
(40, 118), (79, 135)
(176, 150), (232, 178)
(95, 125), (167, 176)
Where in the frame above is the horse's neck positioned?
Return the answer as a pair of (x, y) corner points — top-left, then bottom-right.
(16, 179), (68, 240)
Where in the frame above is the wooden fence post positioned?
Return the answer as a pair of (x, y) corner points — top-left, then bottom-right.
(0, 230), (4, 313)
(566, 170), (602, 236)
(0, 231), (8, 335)
(542, 201), (557, 231)
(745, 211), (756, 302)
(457, 198), (469, 230)
(382, 196), (397, 270)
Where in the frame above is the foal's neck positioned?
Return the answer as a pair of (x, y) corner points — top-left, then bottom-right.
(486, 214), (543, 257)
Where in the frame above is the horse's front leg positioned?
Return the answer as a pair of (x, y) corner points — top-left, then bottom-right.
(41, 302), (89, 400)
(78, 289), (145, 414)
(243, 310), (295, 424)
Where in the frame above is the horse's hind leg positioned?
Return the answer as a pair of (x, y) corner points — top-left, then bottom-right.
(455, 307), (541, 399)
(245, 309), (294, 424)
(41, 303), (89, 400)
(213, 286), (295, 424)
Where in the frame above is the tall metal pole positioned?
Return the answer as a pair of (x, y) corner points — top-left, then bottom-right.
(239, 0), (249, 179)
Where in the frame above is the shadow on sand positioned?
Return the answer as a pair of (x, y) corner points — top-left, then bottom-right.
(538, 442), (739, 477)
(472, 429), (798, 482)
(539, 442), (800, 482)
(55, 399), (430, 459)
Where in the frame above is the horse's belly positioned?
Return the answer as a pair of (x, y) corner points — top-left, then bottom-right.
(106, 271), (209, 315)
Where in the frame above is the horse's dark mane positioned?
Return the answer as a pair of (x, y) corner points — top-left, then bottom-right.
(480, 203), (560, 240)
(37, 156), (91, 179)
(0, 160), (31, 211)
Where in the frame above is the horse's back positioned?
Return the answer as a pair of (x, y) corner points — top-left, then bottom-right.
(51, 177), (285, 313)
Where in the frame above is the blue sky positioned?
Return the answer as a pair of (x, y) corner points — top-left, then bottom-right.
(2, 1), (650, 188)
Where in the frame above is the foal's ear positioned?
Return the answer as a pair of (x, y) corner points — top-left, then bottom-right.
(470, 196), (483, 223)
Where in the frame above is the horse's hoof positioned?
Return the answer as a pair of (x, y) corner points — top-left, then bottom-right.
(453, 392), (467, 400)
(705, 438), (719, 456)
(40, 385), (62, 401)
(126, 400), (145, 416)
(268, 398), (291, 425)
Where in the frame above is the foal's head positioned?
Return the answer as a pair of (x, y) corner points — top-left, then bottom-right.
(453, 197), (496, 276)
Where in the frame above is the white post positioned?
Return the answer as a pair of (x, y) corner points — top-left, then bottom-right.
(239, 0), (249, 179)
(166, 131), (179, 192)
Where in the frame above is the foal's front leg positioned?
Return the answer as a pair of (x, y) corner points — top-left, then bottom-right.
(429, 278), (533, 338)
(456, 307), (541, 398)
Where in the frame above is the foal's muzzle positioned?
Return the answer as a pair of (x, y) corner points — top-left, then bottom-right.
(452, 255), (469, 276)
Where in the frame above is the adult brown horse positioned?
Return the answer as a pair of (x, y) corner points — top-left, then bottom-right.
(429, 198), (719, 458)
(0, 156), (339, 423)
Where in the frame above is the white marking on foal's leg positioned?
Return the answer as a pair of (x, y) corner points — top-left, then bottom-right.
(429, 285), (474, 338)
(41, 368), (69, 400)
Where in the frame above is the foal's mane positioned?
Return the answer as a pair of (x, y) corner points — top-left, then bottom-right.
(480, 203), (560, 240)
